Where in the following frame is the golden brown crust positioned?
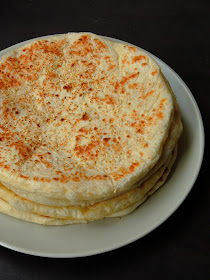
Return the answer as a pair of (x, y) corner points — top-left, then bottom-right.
(0, 33), (175, 203)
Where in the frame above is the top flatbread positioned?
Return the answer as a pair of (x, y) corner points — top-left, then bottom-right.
(0, 32), (174, 203)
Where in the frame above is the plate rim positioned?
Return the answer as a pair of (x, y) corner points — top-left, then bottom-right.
(0, 34), (205, 258)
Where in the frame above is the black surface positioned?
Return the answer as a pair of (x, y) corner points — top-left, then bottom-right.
(0, 0), (209, 279)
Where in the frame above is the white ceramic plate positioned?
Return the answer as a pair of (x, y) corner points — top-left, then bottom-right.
(0, 35), (204, 258)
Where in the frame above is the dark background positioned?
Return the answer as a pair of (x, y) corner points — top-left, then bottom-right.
(0, 0), (209, 279)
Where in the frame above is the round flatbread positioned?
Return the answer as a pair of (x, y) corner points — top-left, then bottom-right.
(0, 33), (175, 204)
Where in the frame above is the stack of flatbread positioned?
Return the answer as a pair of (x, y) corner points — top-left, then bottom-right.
(0, 33), (182, 225)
